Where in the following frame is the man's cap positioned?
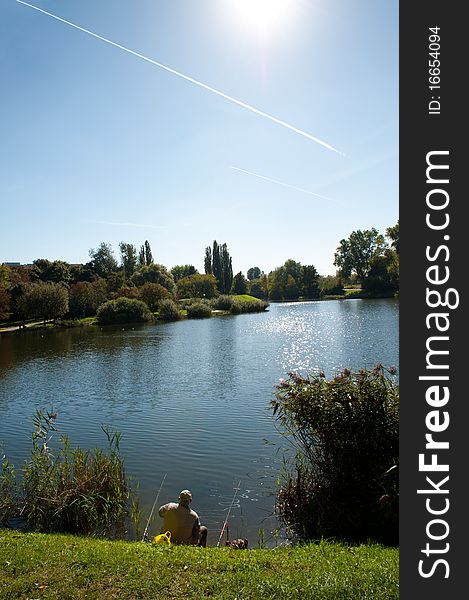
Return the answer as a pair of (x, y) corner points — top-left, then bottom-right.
(179, 490), (192, 506)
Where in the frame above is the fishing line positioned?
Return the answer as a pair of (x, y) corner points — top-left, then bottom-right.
(216, 480), (242, 547)
(142, 472), (167, 542)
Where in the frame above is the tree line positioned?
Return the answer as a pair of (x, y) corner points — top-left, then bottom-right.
(0, 222), (399, 324)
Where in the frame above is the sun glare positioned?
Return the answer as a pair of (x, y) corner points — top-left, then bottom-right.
(231, 0), (294, 35)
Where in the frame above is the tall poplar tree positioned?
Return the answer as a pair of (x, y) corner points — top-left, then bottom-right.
(212, 241), (221, 287)
(144, 240), (153, 265)
(119, 242), (138, 279)
(204, 246), (212, 274)
(139, 245), (146, 266)
(220, 243), (233, 294)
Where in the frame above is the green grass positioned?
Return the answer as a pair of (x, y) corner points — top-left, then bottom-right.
(232, 294), (264, 303)
(0, 316), (98, 331)
(0, 530), (398, 599)
(0, 317), (38, 329)
(344, 289), (363, 298)
(80, 317), (97, 324)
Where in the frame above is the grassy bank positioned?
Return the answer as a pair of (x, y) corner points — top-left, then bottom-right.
(231, 294), (264, 303)
(0, 530), (398, 599)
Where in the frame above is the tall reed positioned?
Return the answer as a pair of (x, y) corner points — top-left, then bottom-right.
(1, 409), (137, 538)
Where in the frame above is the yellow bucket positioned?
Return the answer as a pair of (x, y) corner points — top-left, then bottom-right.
(153, 531), (172, 545)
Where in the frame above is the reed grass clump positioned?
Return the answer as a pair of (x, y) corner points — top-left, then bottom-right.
(0, 409), (136, 538)
(272, 365), (399, 545)
(187, 301), (212, 318)
(210, 295), (235, 311)
(228, 299), (269, 314)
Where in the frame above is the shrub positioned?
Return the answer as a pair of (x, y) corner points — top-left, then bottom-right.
(96, 298), (153, 325)
(0, 409), (136, 537)
(187, 302), (212, 319)
(138, 282), (171, 312)
(158, 299), (182, 321)
(211, 295), (235, 311)
(230, 300), (269, 314)
(272, 365), (399, 545)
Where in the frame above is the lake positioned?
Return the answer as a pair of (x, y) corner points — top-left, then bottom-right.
(0, 298), (398, 547)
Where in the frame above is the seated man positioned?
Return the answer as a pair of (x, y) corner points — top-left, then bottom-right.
(158, 489), (208, 547)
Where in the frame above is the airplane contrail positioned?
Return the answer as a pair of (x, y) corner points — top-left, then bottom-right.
(16, 0), (343, 155)
(231, 166), (336, 201)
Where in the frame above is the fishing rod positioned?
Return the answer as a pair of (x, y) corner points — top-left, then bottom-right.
(216, 480), (241, 547)
(142, 472), (167, 542)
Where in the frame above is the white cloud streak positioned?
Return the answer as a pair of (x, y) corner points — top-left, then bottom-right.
(231, 166), (336, 202)
(16, 0), (343, 155)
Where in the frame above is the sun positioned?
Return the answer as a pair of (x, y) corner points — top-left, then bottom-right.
(230, 0), (294, 35)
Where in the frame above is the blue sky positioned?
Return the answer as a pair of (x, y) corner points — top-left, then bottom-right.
(1, 0), (398, 276)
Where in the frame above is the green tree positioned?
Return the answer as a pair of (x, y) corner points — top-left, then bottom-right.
(89, 243), (118, 279)
(386, 221), (399, 255)
(69, 280), (107, 318)
(138, 283), (171, 312)
(70, 263), (96, 284)
(283, 259), (302, 284)
(231, 272), (248, 295)
(247, 267), (262, 281)
(267, 260), (303, 301)
(19, 283), (69, 323)
(8, 265), (33, 287)
(212, 241), (221, 286)
(119, 242), (138, 280)
(284, 275), (299, 300)
(0, 287), (10, 320)
(267, 268), (286, 301)
(334, 229), (387, 282)
(106, 271), (125, 293)
(176, 274), (218, 299)
(8, 282), (29, 321)
(220, 243), (233, 294)
(384, 221), (399, 291)
(204, 246), (212, 275)
(0, 264), (11, 289)
(32, 259), (72, 284)
(248, 276), (268, 300)
(171, 265), (198, 282)
(144, 240), (153, 265)
(363, 253), (398, 295)
(130, 264), (176, 294)
(209, 240), (233, 294)
(110, 286), (140, 301)
(138, 245), (145, 267)
(301, 265), (320, 299)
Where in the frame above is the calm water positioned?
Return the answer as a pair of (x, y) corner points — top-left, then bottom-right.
(0, 299), (398, 546)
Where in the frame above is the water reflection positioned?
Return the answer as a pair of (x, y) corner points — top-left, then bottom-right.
(0, 299), (398, 545)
